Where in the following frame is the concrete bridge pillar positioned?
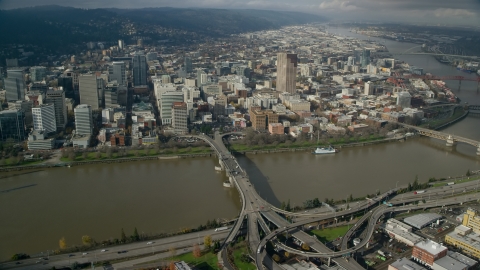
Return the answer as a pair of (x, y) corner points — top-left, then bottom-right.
(327, 257), (331, 267)
(446, 135), (457, 147)
(477, 146), (480, 156)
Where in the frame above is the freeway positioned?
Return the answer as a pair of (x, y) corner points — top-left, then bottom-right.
(3, 229), (230, 270)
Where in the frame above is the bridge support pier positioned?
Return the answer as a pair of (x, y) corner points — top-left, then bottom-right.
(327, 257), (331, 267)
(446, 136), (457, 147)
(477, 147), (480, 156)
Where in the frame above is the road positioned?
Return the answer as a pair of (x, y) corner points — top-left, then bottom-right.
(2, 229), (229, 270)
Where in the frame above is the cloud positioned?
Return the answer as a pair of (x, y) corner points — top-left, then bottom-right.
(319, 0), (359, 11)
(432, 8), (476, 17)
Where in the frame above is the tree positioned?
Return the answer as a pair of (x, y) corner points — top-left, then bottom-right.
(301, 243), (310, 251)
(95, 152), (101, 159)
(59, 237), (67, 249)
(82, 151), (88, 159)
(121, 228), (127, 242)
(192, 243), (201, 258)
(204, 235), (212, 250)
(467, 169), (471, 177)
(169, 247), (177, 258)
(272, 254), (281, 262)
(169, 261), (176, 270)
(68, 152), (76, 161)
(284, 251), (290, 258)
(133, 227), (140, 241)
(82, 235), (92, 246)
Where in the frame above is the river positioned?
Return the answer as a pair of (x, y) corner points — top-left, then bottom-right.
(1, 26), (479, 261)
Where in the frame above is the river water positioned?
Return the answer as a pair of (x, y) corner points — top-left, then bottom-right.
(1, 26), (479, 261)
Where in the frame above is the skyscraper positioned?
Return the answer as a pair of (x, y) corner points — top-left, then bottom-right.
(276, 53), (297, 94)
(74, 104), (93, 135)
(118, 39), (125, 50)
(184, 57), (193, 73)
(108, 62), (127, 86)
(0, 109), (26, 142)
(32, 104), (56, 134)
(172, 102), (188, 135)
(361, 49), (371, 67)
(46, 89), (67, 129)
(4, 69), (26, 101)
(133, 51), (147, 86)
(30, 66), (47, 82)
(79, 74), (104, 110)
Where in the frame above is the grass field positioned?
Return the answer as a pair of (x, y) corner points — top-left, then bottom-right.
(308, 225), (350, 243)
(231, 243), (255, 270)
(59, 147), (213, 162)
(144, 251), (220, 270)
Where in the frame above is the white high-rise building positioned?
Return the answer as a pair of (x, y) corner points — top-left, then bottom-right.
(109, 62), (127, 86)
(32, 104), (56, 134)
(74, 104), (93, 135)
(364, 81), (374, 95)
(118, 39), (125, 50)
(160, 91), (185, 125)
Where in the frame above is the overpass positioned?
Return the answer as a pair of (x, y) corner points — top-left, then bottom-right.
(189, 132), (399, 269)
(399, 123), (480, 155)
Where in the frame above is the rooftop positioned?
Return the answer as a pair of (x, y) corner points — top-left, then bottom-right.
(404, 213), (442, 229)
(390, 258), (427, 270)
(414, 239), (447, 256)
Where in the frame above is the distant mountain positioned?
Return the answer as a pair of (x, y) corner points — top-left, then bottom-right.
(0, 6), (326, 53)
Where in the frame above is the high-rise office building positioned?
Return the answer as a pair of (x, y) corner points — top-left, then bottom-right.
(4, 69), (26, 101)
(196, 70), (207, 87)
(276, 53), (297, 94)
(133, 51), (147, 86)
(74, 104), (93, 135)
(79, 74), (104, 110)
(160, 91), (185, 125)
(30, 66), (47, 82)
(108, 62), (127, 86)
(57, 76), (75, 99)
(32, 104), (57, 134)
(172, 102), (188, 135)
(46, 89), (67, 129)
(184, 57), (193, 73)
(0, 109), (26, 142)
(118, 39), (125, 50)
(361, 49), (371, 67)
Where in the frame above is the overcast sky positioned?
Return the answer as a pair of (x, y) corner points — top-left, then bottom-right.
(1, 0), (479, 26)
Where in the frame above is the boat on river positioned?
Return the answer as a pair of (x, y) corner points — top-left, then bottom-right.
(312, 145), (337, 155)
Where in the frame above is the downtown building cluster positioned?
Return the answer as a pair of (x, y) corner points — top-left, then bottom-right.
(0, 24), (462, 152)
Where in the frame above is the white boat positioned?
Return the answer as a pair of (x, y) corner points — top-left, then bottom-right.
(312, 145), (337, 155)
(215, 166), (223, 171)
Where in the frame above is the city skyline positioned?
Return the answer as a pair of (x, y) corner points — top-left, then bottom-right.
(0, 0), (479, 27)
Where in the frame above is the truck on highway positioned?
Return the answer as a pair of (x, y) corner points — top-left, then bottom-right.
(414, 190), (425, 194)
(447, 182), (455, 186)
(215, 226), (229, 232)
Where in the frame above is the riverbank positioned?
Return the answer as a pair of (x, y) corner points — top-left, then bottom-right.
(0, 151), (215, 172)
(229, 135), (411, 155)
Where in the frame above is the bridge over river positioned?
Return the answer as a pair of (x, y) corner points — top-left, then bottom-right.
(189, 131), (480, 269)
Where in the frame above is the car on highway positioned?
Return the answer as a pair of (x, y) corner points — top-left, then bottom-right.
(82, 252), (88, 255)
(147, 241), (154, 245)
(101, 249), (107, 252)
